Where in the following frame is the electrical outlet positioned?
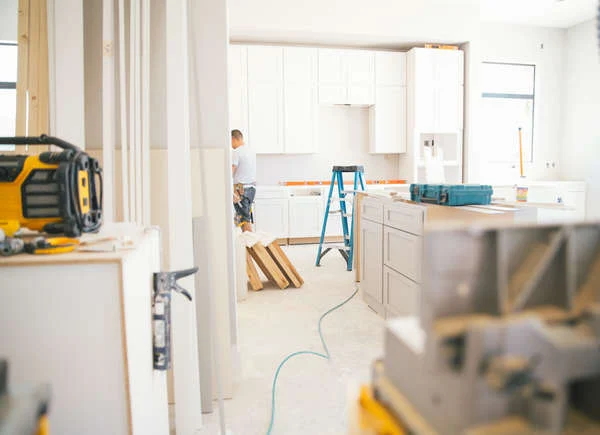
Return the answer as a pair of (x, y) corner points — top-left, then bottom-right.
(551, 161), (557, 168)
(545, 161), (551, 169)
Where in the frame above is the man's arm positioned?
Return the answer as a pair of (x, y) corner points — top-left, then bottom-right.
(232, 164), (237, 177)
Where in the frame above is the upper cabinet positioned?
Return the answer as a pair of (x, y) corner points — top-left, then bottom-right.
(407, 48), (464, 133)
(283, 47), (318, 154)
(318, 49), (375, 105)
(369, 52), (407, 154)
(247, 46), (284, 154)
(228, 45), (249, 144)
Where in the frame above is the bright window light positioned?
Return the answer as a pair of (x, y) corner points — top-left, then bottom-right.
(481, 62), (535, 163)
(0, 42), (18, 151)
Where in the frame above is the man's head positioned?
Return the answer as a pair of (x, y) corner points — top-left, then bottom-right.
(231, 129), (244, 149)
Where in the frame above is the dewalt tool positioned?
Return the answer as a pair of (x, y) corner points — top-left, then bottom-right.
(0, 134), (102, 238)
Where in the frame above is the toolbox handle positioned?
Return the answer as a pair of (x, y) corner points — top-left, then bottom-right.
(0, 134), (80, 151)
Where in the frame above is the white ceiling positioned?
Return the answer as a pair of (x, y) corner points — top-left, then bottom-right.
(481, 0), (598, 28)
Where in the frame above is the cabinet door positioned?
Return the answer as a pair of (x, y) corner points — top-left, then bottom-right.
(283, 47), (318, 154)
(435, 49), (464, 86)
(284, 47), (317, 84)
(228, 45), (249, 139)
(384, 265), (420, 318)
(360, 217), (384, 306)
(248, 83), (283, 153)
(414, 81), (436, 132)
(370, 86), (406, 153)
(375, 52), (406, 87)
(288, 197), (324, 238)
(253, 198), (289, 238)
(435, 84), (463, 133)
(247, 45), (283, 84)
(346, 51), (375, 105)
(318, 49), (345, 84)
(383, 226), (421, 282)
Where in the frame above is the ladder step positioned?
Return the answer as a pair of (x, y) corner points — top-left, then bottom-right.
(324, 243), (350, 251)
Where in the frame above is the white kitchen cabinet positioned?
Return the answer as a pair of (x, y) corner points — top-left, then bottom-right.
(318, 49), (375, 105)
(384, 265), (420, 318)
(283, 47), (318, 153)
(369, 86), (407, 154)
(375, 52), (406, 86)
(288, 196), (324, 238)
(247, 46), (284, 154)
(228, 45), (249, 140)
(360, 216), (384, 316)
(253, 198), (289, 238)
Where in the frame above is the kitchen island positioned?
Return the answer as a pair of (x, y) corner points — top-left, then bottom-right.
(354, 192), (551, 318)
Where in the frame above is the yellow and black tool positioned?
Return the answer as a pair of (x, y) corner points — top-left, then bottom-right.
(0, 134), (102, 237)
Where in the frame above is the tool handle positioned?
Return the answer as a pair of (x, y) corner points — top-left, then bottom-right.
(173, 267), (199, 282)
(0, 134), (80, 152)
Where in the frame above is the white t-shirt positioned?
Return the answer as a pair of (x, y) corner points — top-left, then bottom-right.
(232, 144), (256, 185)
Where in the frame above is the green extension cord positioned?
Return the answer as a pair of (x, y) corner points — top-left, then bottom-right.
(265, 287), (359, 435)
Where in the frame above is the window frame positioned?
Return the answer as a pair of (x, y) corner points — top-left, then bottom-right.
(0, 41), (18, 90)
(481, 61), (536, 163)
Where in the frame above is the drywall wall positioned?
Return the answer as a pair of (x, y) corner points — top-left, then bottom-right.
(561, 19), (600, 219)
(228, 0), (479, 47)
(476, 22), (566, 183)
(0, 0), (17, 41)
(255, 106), (399, 184)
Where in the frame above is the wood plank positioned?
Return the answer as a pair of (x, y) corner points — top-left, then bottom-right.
(266, 242), (303, 288)
(246, 251), (263, 291)
(247, 244), (289, 289)
(288, 236), (344, 245)
(28, 0), (41, 135)
(37, 0), (49, 134)
(16, 0), (30, 136)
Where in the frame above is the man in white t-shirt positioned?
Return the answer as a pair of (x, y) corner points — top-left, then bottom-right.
(231, 129), (256, 232)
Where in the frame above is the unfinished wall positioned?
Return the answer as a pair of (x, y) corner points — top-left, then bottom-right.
(561, 19), (600, 219)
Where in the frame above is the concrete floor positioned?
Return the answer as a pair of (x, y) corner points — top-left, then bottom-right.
(198, 243), (385, 435)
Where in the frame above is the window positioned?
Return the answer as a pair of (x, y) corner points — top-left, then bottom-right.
(0, 42), (18, 151)
(480, 62), (535, 163)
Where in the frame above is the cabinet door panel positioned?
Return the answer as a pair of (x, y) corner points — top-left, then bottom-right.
(228, 45), (249, 138)
(253, 199), (289, 238)
(348, 85), (375, 105)
(375, 52), (406, 86)
(435, 49), (463, 85)
(371, 86), (406, 153)
(247, 45), (282, 83)
(318, 85), (347, 104)
(385, 265), (419, 317)
(248, 84), (282, 153)
(318, 49), (345, 84)
(288, 198), (324, 238)
(284, 47), (317, 84)
(284, 83), (317, 153)
(361, 218), (384, 305)
(383, 226), (421, 282)
(346, 50), (375, 85)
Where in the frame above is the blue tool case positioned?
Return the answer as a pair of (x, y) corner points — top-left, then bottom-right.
(410, 184), (493, 206)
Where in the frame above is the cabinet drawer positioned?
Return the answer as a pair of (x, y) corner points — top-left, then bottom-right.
(383, 203), (424, 235)
(384, 266), (419, 318)
(360, 197), (384, 224)
(383, 226), (421, 282)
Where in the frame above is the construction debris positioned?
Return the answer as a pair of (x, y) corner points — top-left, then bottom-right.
(240, 232), (304, 290)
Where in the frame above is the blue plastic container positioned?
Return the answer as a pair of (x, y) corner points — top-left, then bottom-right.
(410, 184), (493, 206)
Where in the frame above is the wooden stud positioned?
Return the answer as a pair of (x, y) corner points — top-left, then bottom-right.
(16, 0), (29, 137)
(246, 251), (263, 291)
(266, 242), (304, 288)
(247, 244), (289, 289)
(37, 0), (49, 135)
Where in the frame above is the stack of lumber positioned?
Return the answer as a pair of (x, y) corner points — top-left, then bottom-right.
(240, 232), (304, 291)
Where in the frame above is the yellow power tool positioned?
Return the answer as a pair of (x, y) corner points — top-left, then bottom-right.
(0, 135), (102, 237)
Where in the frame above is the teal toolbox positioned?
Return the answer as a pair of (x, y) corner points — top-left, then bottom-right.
(410, 184), (493, 206)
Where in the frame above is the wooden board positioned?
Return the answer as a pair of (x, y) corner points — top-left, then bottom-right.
(288, 236), (344, 245)
(266, 242), (303, 288)
(246, 251), (263, 291)
(247, 244), (289, 289)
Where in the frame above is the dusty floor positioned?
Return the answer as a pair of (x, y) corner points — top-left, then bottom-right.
(198, 243), (385, 435)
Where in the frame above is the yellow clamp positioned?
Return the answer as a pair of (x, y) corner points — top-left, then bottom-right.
(29, 237), (80, 255)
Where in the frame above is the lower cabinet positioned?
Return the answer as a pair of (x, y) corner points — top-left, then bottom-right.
(360, 217), (384, 315)
(384, 265), (420, 318)
(288, 196), (324, 238)
(253, 198), (289, 238)
(383, 226), (422, 282)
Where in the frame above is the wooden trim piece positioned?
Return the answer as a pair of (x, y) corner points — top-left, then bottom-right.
(37, 0), (49, 134)
(266, 242), (303, 288)
(246, 251), (263, 291)
(28, 0), (40, 135)
(288, 236), (344, 245)
(247, 244), (289, 289)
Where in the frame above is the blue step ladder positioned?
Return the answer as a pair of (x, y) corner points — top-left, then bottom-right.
(315, 165), (366, 271)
